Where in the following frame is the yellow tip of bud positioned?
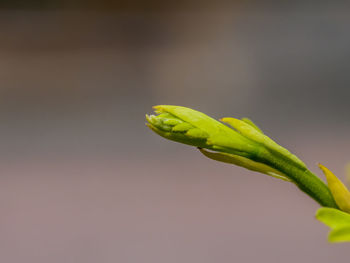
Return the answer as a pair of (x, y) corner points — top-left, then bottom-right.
(220, 117), (236, 123)
(319, 163), (350, 213)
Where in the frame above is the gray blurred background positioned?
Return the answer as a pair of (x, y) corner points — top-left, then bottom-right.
(0, 1), (349, 262)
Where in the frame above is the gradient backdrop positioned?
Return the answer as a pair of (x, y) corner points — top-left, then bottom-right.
(0, 1), (349, 262)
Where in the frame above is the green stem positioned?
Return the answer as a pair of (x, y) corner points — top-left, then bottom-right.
(257, 149), (338, 208)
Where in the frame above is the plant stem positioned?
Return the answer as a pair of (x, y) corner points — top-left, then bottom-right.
(257, 148), (338, 208)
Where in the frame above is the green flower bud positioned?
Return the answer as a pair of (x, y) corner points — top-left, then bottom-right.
(146, 105), (261, 157)
(146, 105), (338, 208)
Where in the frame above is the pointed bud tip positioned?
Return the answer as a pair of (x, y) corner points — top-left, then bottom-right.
(220, 117), (234, 123)
(220, 117), (241, 128)
(152, 105), (165, 114)
(152, 105), (176, 112)
(318, 163), (331, 178)
(319, 163), (350, 213)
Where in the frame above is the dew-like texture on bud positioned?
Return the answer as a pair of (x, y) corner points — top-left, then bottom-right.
(221, 117), (307, 169)
(319, 164), (350, 213)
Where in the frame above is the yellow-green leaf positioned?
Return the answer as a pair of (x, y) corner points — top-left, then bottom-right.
(319, 164), (350, 213)
(316, 207), (350, 228)
(316, 207), (350, 243)
(328, 226), (350, 242)
(198, 148), (291, 182)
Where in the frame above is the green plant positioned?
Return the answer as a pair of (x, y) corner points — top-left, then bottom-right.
(146, 105), (350, 243)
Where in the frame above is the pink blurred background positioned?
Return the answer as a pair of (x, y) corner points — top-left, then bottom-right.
(0, 1), (349, 262)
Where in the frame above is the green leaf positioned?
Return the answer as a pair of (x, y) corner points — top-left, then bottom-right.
(316, 207), (350, 228)
(329, 226), (350, 242)
(316, 207), (350, 243)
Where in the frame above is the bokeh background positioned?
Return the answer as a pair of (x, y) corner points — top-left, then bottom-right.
(0, 1), (349, 262)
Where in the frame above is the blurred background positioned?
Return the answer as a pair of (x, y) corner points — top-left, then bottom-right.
(0, 1), (349, 262)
